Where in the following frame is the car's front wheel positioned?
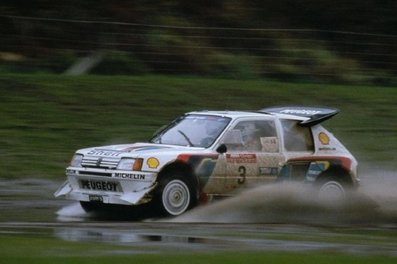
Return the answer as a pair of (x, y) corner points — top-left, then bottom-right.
(80, 201), (101, 212)
(156, 173), (196, 216)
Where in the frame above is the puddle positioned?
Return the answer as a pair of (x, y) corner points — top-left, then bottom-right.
(55, 226), (225, 246)
(1, 221), (396, 256)
(0, 172), (396, 256)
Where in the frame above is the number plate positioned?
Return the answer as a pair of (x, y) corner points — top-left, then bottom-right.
(89, 195), (103, 202)
(80, 180), (119, 192)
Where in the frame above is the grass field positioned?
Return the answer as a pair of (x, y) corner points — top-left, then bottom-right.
(0, 74), (396, 263)
(0, 234), (396, 264)
(0, 73), (396, 179)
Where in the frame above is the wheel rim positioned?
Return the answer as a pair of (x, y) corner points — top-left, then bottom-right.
(162, 179), (190, 216)
(318, 180), (346, 202)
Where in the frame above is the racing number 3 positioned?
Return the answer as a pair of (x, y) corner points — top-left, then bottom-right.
(238, 166), (246, 184)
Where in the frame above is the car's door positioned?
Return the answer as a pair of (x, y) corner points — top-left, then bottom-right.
(221, 117), (286, 191)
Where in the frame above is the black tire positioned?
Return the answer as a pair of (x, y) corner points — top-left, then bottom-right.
(156, 172), (196, 216)
(317, 176), (347, 202)
(80, 201), (156, 220)
(80, 201), (104, 212)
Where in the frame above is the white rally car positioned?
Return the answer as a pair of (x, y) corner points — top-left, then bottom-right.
(55, 106), (359, 216)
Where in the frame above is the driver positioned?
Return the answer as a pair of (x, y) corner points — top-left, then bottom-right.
(238, 122), (261, 151)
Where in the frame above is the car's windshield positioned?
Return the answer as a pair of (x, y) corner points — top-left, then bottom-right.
(150, 114), (231, 147)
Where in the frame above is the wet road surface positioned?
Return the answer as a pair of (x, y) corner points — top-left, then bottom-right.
(1, 170), (397, 256)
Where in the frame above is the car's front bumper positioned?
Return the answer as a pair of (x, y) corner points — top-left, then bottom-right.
(54, 167), (157, 205)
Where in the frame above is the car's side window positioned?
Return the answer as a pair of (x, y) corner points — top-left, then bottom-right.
(281, 120), (314, 152)
(226, 120), (278, 152)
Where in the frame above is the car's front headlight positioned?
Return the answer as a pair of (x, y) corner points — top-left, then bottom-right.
(70, 154), (83, 167)
(117, 158), (143, 171)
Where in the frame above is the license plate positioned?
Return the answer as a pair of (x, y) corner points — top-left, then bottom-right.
(89, 195), (103, 202)
(80, 180), (119, 192)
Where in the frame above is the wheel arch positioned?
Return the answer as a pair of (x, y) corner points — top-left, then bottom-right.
(316, 165), (354, 186)
(157, 161), (199, 195)
(281, 156), (356, 186)
(155, 160), (200, 214)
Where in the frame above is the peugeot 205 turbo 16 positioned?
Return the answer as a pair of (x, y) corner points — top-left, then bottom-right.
(55, 106), (359, 216)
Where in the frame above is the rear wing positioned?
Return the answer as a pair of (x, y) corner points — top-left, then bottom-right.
(259, 106), (339, 126)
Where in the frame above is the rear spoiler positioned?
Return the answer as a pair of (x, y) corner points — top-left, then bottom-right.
(259, 106), (339, 126)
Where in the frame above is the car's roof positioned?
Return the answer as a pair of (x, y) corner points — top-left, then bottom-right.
(189, 110), (261, 117)
(187, 110), (306, 121)
(188, 106), (339, 126)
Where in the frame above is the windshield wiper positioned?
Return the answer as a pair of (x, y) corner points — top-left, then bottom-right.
(177, 130), (194, 147)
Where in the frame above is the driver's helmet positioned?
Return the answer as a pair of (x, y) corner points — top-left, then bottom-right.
(238, 122), (257, 142)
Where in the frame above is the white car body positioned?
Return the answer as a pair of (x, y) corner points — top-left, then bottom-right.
(55, 106), (359, 216)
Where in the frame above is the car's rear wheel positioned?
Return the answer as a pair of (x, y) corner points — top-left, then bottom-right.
(156, 172), (196, 216)
(317, 177), (346, 202)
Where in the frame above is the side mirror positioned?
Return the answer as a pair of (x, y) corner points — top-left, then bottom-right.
(216, 144), (227, 154)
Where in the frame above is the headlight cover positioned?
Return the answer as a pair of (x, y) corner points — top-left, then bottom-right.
(117, 158), (143, 171)
(70, 154), (83, 167)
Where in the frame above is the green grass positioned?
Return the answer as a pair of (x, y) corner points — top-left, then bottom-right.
(0, 73), (396, 179)
(0, 234), (396, 264)
(3, 253), (396, 264)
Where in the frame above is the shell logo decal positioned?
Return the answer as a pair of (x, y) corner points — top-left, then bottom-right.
(147, 157), (160, 169)
(319, 132), (330, 145)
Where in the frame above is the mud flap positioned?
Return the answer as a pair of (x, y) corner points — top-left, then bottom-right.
(54, 181), (72, 197)
(120, 184), (157, 205)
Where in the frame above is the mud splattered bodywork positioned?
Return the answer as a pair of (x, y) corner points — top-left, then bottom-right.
(55, 106), (358, 216)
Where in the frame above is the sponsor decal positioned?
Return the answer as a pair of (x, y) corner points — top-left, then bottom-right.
(306, 161), (330, 181)
(114, 173), (146, 180)
(196, 158), (217, 181)
(319, 147), (336, 151)
(135, 146), (169, 152)
(87, 150), (122, 157)
(80, 180), (118, 192)
(289, 156), (352, 173)
(318, 132), (330, 145)
(177, 154), (218, 162)
(238, 166), (246, 184)
(226, 154), (257, 164)
(177, 154), (219, 187)
(280, 109), (321, 115)
(259, 167), (278, 176)
(147, 157), (160, 169)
